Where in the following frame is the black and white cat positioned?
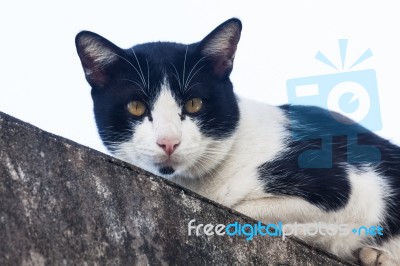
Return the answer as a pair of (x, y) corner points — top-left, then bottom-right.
(76, 18), (400, 265)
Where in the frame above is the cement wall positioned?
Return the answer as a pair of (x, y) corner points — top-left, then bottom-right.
(0, 112), (354, 265)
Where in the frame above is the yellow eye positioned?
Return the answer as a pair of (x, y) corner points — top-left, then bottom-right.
(127, 101), (146, 116)
(185, 98), (203, 114)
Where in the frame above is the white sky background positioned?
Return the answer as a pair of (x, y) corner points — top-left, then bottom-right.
(1, 1), (399, 154)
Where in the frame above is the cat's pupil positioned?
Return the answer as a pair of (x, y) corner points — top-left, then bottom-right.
(185, 98), (202, 114)
(127, 101), (146, 116)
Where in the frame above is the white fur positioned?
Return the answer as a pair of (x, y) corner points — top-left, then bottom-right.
(115, 78), (236, 180)
(115, 89), (400, 263)
(152, 81), (182, 143)
(232, 166), (392, 261)
(379, 237), (400, 265)
(175, 98), (288, 206)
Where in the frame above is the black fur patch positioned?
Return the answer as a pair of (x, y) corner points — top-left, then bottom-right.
(259, 136), (351, 212)
(159, 166), (175, 175)
(259, 105), (400, 241)
(76, 22), (241, 149)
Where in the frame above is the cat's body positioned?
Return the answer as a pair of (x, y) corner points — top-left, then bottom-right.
(76, 18), (400, 265)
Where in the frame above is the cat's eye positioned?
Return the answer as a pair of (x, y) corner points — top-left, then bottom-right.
(127, 101), (146, 117)
(185, 98), (203, 114)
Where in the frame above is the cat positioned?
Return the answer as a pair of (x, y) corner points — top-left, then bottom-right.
(75, 18), (400, 265)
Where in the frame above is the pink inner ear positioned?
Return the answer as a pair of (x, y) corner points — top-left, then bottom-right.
(76, 32), (120, 88)
(78, 48), (119, 88)
(79, 52), (110, 88)
(85, 68), (109, 87)
(200, 20), (241, 78)
(212, 55), (234, 78)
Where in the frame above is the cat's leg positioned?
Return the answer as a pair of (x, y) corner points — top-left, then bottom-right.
(232, 196), (323, 224)
(233, 197), (376, 262)
(358, 247), (397, 266)
(358, 236), (400, 266)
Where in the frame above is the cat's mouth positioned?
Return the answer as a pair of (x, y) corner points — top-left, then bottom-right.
(152, 152), (194, 177)
(154, 158), (179, 176)
(158, 166), (175, 175)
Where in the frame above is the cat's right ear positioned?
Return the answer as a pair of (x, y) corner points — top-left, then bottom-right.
(198, 18), (242, 79)
(75, 31), (122, 88)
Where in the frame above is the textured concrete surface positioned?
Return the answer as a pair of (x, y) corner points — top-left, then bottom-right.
(0, 111), (355, 265)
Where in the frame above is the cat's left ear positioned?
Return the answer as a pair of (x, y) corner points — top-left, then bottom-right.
(75, 31), (123, 88)
(199, 18), (242, 78)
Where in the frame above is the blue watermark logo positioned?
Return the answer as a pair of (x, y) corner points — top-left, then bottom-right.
(286, 40), (382, 168)
(188, 219), (384, 241)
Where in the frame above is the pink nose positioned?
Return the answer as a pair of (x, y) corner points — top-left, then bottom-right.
(157, 138), (181, 156)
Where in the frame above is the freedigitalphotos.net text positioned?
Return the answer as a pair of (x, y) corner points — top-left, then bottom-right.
(188, 219), (383, 241)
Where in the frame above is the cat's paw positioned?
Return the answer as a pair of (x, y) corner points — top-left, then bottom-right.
(358, 247), (397, 266)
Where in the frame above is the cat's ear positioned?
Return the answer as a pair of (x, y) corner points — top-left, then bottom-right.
(75, 31), (123, 88)
(199, 18), (242, 78)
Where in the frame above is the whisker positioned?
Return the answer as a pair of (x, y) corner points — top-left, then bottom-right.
(131, 48), (147, 87)
(170, 63), (182, 90)
(114, 53), (146, 88)
(184, 56), (207, 89)
(184, 65), (205, 93)
(185, 82), (201, 93)
(120, 79), (149, 98)
(146, 58), (150, 94)
(182, 46), (188, 91)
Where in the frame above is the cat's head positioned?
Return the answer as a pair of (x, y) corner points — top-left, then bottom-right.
(75, 18), (241, 179)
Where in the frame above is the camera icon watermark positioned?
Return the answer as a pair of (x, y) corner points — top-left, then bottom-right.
(286, 40), (382, 168)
